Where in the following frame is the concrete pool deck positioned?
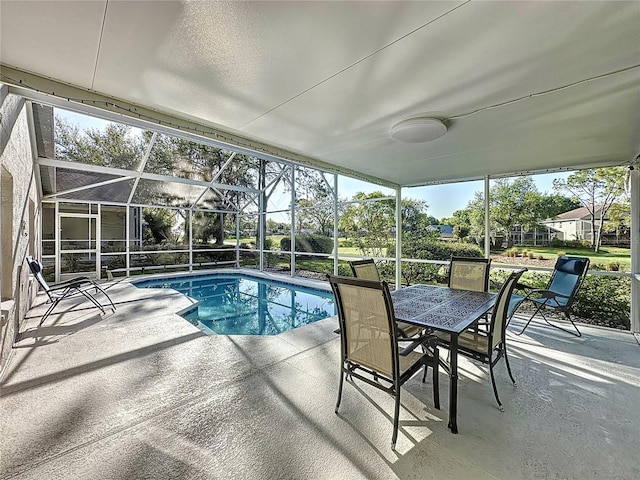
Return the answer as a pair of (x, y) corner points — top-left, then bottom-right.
(1, 275), (639, 479)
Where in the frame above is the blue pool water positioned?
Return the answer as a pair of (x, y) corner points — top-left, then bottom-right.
(133, 273), (335, 335)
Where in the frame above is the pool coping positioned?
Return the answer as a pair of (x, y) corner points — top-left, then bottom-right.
(126, 267), (332, 292)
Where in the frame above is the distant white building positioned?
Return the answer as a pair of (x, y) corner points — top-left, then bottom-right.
(540, 206), (608, 243)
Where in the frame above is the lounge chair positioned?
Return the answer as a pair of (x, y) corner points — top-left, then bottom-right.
(510, 256), (590, 337)
(25, 256), (116, 326)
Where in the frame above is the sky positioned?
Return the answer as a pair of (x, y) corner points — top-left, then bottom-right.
(58, 108), (568, 221)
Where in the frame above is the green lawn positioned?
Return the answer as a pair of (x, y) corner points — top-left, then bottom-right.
(228, 236), (631, 271)
(498, 246), (631, 270)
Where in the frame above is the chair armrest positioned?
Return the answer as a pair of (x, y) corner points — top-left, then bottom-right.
(525, 289), (569, 300)
(398, 334), (437, 356)
(48, 277), (95, 291)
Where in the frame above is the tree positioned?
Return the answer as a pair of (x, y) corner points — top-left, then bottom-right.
(401, 198), (430, 232)
(604, 201), (631, 244)
(142, 208), (177, 244)
(553, 167), (627, 252)
(442, 209), (472, 241)
(464, 177), (580, 247)
(55, 117), (144, 170)
(339, 192), (430, 257)
(537, 194), (581, 219)
(290, 170), (336, 236)
(339, 192), (395, 257)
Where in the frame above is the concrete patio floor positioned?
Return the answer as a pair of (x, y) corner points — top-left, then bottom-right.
(1, 276), (639, 480)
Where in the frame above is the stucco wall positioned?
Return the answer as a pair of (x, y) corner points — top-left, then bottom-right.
(0, 87), (40, 371)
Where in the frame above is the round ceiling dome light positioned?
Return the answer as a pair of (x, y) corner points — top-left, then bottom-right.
(390, 117), (447, 143)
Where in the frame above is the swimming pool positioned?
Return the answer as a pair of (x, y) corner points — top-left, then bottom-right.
(133, 272), (336, 335)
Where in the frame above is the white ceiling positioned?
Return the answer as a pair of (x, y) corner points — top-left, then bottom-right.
(1, 0), (639, 187)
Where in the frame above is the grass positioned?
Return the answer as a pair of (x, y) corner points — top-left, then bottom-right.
(498, 246), (631, 270)
(230, 236), (631, 271)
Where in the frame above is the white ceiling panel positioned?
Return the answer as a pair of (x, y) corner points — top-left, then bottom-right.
(1, 0), (638, 187)
(93, 0), (458, 129)
(0, 1), (107, 88)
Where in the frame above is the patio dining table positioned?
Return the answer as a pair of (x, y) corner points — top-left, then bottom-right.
(390, 284), (497, 434)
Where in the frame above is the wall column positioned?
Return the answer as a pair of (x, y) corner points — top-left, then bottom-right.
(630, 162), (639, 334)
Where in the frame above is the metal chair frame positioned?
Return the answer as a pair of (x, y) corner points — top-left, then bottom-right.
(26, 256), (116, 326)
(513, 256), (590, 337)
(329, 275), (440, 449)
(435, 268), (527, 411)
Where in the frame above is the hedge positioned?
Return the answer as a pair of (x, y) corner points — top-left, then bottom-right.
(280, 234), (334, 254)
(383, 239), (484, 285)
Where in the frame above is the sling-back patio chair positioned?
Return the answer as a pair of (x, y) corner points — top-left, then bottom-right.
(448, 256), (492, 292)
(510, 256), (590, 337)
(434, 268), (527, 411)
(348, 258), (422, 338)
(26, 256), (116, 326)
(329, 275), (440, 449)
(449, 256), (492, 330)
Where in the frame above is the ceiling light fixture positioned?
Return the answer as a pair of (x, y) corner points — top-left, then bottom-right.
(390, 117), (447, 143)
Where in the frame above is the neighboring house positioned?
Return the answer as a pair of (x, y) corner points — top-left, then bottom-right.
(508, 225), (555, 246)
(539, 206), (615, 243)
(427, 225), (454, 239)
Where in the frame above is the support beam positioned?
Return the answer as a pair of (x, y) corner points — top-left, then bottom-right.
(290, 166), (296, 277)
(396, 187), (402, 289)
(630, 162), (639, 333)
(484, 176), (491, 259)
(334, 174), (339, 275)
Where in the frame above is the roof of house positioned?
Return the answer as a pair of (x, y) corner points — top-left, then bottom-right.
(427, 225), (454, 235)
(543, 206), (606, 222)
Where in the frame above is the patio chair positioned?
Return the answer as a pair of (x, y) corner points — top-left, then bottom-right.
(511, 256), (590, 337)
(434, 268), (527, 411)
(349, 259), (421, 338)
(449, 256), (492, 330)
(448, 256), (491, 292)
(25, 256), (116, 326)
(329, 275), (440, 449)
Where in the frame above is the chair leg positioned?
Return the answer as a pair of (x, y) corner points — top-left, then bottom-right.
(514, 301), (546, 335)
(503, 345), (516, 386)
(335, 369), (344, 414)
(39, 299), (61, 326)
(432, 348), (440, 410)
(78, 289), (106, 314)
(391, 387), (401, 449)
(540, 310), (581, 337)
(489, 361), (504, 412)
(94, 284), (116, 311)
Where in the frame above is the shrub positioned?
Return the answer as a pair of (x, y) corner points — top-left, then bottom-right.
(280, 234), (334, 254)
(537, 255), (544, 260)
(550, 238), (591, 249)
(528, 252), (535, 259)
(388, 236), (482, 285)
(390, 239), (483, 261)
(605, 262), (620, 272)
(574, 275), (630, 329)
